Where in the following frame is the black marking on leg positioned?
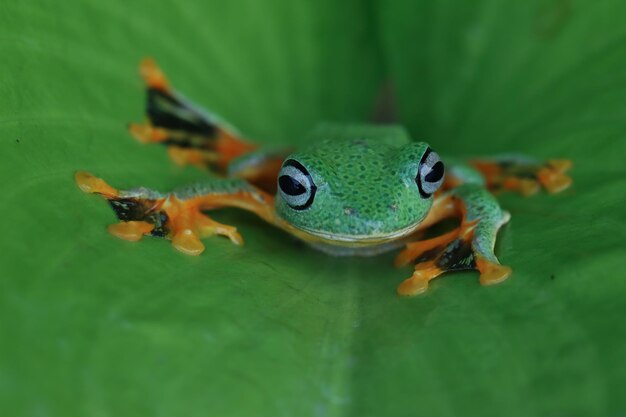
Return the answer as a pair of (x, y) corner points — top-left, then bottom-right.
(162, 136), (218, 151)
(109, 198), (154, 221)
(435, 238), (476, 272)
(149, 212), (170, 237)
(147, 88), (218, 138)
(109, 198), (170, 238)
(498, 160), (542, 180)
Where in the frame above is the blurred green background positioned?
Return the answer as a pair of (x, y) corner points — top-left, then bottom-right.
(1, 0), (626, 416)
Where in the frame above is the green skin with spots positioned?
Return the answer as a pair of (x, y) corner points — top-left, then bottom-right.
(273, 125), (505, 256)
(129, 124), (507, 261)
(275, 136), (433, 239)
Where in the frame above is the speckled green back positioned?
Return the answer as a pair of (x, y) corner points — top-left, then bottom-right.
(275, 124), (435, 237)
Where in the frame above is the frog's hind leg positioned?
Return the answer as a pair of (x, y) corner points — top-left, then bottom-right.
(469, 156), (572, 195)
(128, 58), (258, 173)
(395, 184), (512, 296)
(75, 171), (276, 256)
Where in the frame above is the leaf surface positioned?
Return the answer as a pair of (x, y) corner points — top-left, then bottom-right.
(1, 0), (625, 416)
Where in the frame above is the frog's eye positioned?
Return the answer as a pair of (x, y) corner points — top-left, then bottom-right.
(278, 159), (317, 210)
(416, 148), (445, 198)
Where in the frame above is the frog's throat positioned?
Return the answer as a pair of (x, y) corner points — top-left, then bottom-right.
(280, 220), (423, 247)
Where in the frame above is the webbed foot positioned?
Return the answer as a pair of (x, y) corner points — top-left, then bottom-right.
(395, 192), (512, 297)
(129, 58), (257, 174)
(164, 195), (244, 255)
(396, 222), (494, 296)
(471, 157), (572, 196)
(108, 221), (154, 241)
(396, 262), (441, 296)
(75, 171), (246, 255)
(476, 257), (512, 286)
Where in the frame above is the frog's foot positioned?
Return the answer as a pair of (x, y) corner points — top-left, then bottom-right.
(396, 261), (442, 296)
(395, 220), (512, 296)
(395, 222), (475, 296)
(74, 171), (168, 242)
(475, 257), (512, 286)
(394, 227), (463, 268)
(472, 157), (573, 196)
(75, 171), (250, 255)
(130, 58), (257, 174)
(162, 195), (244, 256)
(128, 122), (227, 170)
(536, 159), (573, 194)
(107, 221), (155, 241)
(75, 171), (166, 242)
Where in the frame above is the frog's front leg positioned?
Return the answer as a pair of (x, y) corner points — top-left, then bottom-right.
(75, 171), (277, 256)
(395, 184), (511, 296)
(468, 156), (572, 195)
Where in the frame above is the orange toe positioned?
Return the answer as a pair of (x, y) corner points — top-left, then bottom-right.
(128, 123), (168, 144)
(397, 276), (429, 296)
(172, 229), (205, 256)
(537, 168), (572, 194)
(140, 57), (170, 91)
(108, 221), (154, 241)
(75, 171), (119, 197)
(476, 258), (512, 286)
(397, 263), (443, 296)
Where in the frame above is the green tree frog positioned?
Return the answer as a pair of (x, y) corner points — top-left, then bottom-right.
(76, 59), (572, 296)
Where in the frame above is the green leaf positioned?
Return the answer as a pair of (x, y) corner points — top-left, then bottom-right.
(1, 0), (625, 416)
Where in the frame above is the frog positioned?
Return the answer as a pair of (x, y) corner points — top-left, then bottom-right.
(76, 59), (573, 296)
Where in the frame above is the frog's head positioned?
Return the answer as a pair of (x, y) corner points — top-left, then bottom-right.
(274, 138), (445, 245)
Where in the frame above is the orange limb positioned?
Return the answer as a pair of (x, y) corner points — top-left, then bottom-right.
(76, 171), (278, 256)
(213, 130), (258, 171)
(161, 195), (247, 256)
(75, 171), (119, 198)
(129, 121), (259, 173)
(416, 193), (458, 230)
(395, 221), (477, 296)
(128, 123), (169, 145)
(395, 187), (512, 296)
(167, 147), (219, 169)
(471, 158), (573, 195)
(475, 257), (512, 286)
(537, 160), (573, 194)
(108, 221), (154, 241)
(394, 226), (466, 268)
(131, 58), (261, 176)
(397, 262), (444, 296)
(140, 57), (170, 92)
(231, 156), (287, 194)
(501, 177), (541, 196)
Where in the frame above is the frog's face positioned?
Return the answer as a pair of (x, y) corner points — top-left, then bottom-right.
(274, 138), (445, 243)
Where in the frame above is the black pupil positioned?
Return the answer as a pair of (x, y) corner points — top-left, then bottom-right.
(425, 161), (444, 183)
(279, 175), (306, 196)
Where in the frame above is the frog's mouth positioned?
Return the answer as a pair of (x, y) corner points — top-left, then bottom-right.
(281, 220), (423, 248)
